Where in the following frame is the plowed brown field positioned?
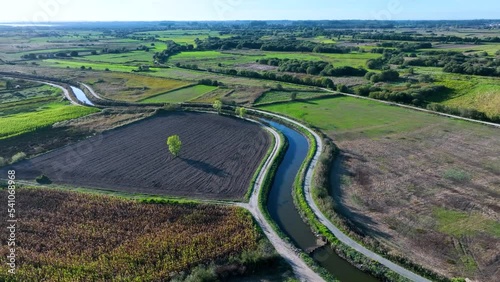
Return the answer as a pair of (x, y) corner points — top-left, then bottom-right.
(8, 112), (271, 200)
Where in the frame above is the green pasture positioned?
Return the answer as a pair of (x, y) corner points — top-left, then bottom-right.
(258, 96), (494, 141)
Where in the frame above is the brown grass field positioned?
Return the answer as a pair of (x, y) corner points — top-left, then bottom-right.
(261, 97), (500, 281)
(5, 112), (271, 201)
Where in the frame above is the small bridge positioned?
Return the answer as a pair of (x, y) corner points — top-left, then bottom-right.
(305, 237), (328, 254)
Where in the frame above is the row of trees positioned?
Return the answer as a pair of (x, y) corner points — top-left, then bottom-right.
(154, 40), (194, 64)
(356, 84), (446, 105)
(377, 41), (432, 52)
(195, 36), (360, 54)
(257, 58), (368, 77)
(211, 67), (336, 89)
(365, 70), (400, 82)
(358, 32), (500, 43)
(366, 47), (500, 77)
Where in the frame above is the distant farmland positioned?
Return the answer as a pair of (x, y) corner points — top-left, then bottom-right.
(7, 112), (271, 200)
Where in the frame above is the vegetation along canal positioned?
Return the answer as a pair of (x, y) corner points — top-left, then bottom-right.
(263, 119), (377, 282)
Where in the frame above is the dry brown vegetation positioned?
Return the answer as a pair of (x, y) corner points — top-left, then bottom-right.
(0, 65), (190, 102)
(0, 188), (264, 281)
(335, 118), (500, 280)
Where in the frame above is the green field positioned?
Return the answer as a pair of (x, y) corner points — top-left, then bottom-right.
(0, 103), (98, 139)
(254, 90), (332, 105)
(42, 59), (140, 72)
(130, 29), (229, 45)
(259, 96), (451, 140)
(434, 207), (500, 237)
(141, 85), (217, 103)
(79, 51), (154, 64)
(169, 50), (381, 69)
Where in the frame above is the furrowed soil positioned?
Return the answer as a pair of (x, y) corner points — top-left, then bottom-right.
(6, 112), (271, 201)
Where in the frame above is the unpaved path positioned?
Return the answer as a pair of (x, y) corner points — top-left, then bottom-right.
(80, 83), (106, 101)
(41, 81), (79, 105)
(238, 124), (325, 282)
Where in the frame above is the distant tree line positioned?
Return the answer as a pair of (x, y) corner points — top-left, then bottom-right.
(195, 37), (360, 54)
(153, 40), (193, 64)
(357, 32), (500, 43)
(364, 70), (400, 82)
(356, 84), (445, 105)
(176, 62), (336, 89)
(376, 41), (432, 52)
(257, 58), (368, 77)
(366, 47), (500, 77)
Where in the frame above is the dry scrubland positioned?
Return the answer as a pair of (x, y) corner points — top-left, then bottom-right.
(261, 96), (500, 281)
(0, 189), (265, 281)
(6, 112), (271, 201)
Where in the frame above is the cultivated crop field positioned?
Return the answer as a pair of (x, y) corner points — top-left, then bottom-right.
(0, 188), (272, 281)
(7, 112), (271, 200)
(141, 85), (217, 103)
(254, 90), (332, 105)
(261, 96), (500, 280)
(0, 102), (98, 140)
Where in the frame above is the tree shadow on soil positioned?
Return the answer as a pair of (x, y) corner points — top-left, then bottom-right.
(329, 151), (391, 240)
(180, 157), (229, 177)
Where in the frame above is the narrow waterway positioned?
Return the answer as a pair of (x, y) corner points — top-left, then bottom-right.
(263, 119), (377, 282)
(70, 86), (94, 106)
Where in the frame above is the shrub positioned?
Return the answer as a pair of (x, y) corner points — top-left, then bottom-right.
(443, 169), (471, 183)
(36, 174), (52, 185)
(10, 152), (26, 164)
(184, 265), (218, 282)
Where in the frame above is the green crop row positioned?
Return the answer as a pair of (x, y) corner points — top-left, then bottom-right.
(0, 103), (98, 140)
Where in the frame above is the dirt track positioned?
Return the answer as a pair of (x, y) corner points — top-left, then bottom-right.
(7, 112), (271, 201)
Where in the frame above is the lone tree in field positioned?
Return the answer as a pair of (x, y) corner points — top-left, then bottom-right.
(213, 100), (223, 114)
(166, 135), (182, 158)
(290, 92), (298, 101)
(235, 107), (246, 118)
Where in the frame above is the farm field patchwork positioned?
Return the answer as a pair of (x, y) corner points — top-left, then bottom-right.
(260, 96), (500, 280)
(83, 73), (191, 102)
(6, 112), (271, 200)
(141, 85), (216, 103)
(0, 188), (280, 281)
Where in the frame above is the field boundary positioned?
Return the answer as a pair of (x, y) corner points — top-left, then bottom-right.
(135, 83), (198, 102)
(323, 88), (500, 128)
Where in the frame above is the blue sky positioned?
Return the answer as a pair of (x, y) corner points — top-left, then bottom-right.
(2, 0), (500, 22)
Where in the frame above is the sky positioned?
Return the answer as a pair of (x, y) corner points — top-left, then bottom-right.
(1, 0), (499, 22)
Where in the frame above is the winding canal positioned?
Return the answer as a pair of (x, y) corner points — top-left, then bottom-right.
(70, 86), (95, 106)
(264, 119), (377, 282)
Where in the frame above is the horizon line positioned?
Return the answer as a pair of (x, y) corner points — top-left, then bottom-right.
(1, 19), (500, 24)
